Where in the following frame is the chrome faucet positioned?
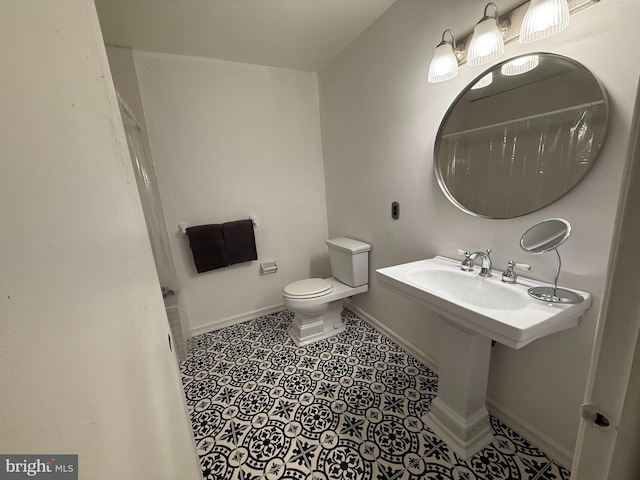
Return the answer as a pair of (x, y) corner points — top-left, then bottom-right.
(459, 251), (474, 272)
(501, 260), (517, 284)
(501, 260), (531, 284)
(468, 249), (493, 277)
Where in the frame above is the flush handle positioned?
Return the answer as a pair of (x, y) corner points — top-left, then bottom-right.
(581, 404), (610, 428)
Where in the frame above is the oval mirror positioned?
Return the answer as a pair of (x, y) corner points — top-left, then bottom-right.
(520, 218), (571, 253)
(434, 53), (608, 218)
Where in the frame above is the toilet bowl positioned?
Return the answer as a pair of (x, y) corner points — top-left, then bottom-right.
(283, 237), (371, 346)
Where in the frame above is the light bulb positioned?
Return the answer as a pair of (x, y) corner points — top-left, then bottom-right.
(428, 30), (459, 83)
(520, 0), (570, 43)
(428, 42), (459, 83)
(467, 4), (505, 67)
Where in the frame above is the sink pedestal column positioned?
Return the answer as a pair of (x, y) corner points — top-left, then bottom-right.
(424, 317), (494, 459)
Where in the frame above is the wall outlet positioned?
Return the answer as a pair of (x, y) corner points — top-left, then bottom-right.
(391, 201), (400, 219)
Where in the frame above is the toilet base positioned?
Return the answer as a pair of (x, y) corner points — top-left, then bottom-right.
(288, 300), (345, 346)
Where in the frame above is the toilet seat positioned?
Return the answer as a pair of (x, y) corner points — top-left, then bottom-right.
(283, 278), (333, 299)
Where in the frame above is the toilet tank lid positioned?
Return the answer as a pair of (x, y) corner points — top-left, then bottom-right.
(326, 237), (371, 254)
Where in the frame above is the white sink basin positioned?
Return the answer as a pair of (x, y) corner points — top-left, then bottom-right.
(376, 256), (591, 349)
(405, 268), (529, 311)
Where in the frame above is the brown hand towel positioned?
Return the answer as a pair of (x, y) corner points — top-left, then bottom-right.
(223, 219), (258, 265)
(185, 224), (229, 273)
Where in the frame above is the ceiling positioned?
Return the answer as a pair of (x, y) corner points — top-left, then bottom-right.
(94, 0), (399, 72)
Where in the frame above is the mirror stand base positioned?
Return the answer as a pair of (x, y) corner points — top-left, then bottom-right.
(528, 286), (584, 304)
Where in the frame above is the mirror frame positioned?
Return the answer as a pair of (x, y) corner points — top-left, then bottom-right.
(434, 52), (609, 219)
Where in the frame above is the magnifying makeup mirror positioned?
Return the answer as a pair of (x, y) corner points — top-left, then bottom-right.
(520, 218), (584, 304)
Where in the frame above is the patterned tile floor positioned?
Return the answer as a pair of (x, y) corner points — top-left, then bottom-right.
(180, 308), (570, 480)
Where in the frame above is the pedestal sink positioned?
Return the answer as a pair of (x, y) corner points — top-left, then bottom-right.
(376, 256), (591, 459)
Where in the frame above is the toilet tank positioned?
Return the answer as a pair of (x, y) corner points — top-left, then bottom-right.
(326, 237), (371, 287)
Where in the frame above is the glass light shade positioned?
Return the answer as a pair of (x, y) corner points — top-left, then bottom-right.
(501, 55), (540, 76)
(428, 42), (459, 83)
(471, 71), (493, 89)
(467, 17), (505, 67)
(520, 0), (570, 43)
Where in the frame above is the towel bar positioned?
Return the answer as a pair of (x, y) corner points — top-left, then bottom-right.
(179, 216), (257, 235)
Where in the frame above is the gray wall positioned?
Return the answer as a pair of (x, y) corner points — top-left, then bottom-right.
(319, 0), (640, 461)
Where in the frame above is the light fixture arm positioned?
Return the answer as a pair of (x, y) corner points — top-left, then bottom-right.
(482, 2), (500, 21)
(438, 29), (464, 62)
(476, 3), (511, 34)
(439, 29), (456, 48)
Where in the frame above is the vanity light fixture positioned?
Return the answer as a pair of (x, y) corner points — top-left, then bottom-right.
(520, 0), (570, 43)
(427, 29), (460, 83)
(427, 0), (599, 84)
(501, 54), (539, 75)
(467, 3), (509, 67)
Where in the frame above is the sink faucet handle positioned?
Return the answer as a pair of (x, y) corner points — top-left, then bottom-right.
(457, 249), (474, 271)
(501, 260), (532, 284)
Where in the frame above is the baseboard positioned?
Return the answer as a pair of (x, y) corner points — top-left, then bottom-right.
(190, 303), (285, 337)
(486, 397), (574, 470)
(343, 299), (439, 374)
(345, 299), (573, 470)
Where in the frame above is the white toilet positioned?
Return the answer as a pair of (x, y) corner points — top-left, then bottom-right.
(283, 237), (371, 346)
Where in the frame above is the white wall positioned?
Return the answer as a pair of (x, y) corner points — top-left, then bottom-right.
(0, 1), (201, 478)
(134, 52), (329, 332)
(319, 0), (640, 461)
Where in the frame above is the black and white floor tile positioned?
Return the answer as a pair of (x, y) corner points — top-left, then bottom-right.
(180, 308), (570, 480)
